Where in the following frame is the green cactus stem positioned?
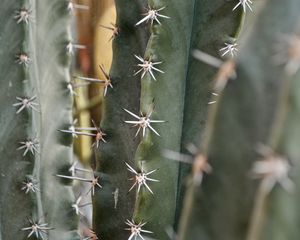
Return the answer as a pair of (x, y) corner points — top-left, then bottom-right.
(0, 0), (80, 239)
(131, 0), (243, 239)
(92, 0), (149, 239)
(177, 0), (300, 239)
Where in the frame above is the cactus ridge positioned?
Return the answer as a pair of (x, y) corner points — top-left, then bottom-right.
(0, 0), (81, 238)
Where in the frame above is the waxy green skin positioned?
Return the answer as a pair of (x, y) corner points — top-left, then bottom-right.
(92, 0), (242, 239)
(132, 0), (242, 239)
(0, 1), (31, 237)
(178, 0), (300, 240)
(92, 0), (149, 239)
(0, 0), (79, 239)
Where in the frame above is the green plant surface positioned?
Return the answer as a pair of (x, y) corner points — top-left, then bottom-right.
(177, 0), (300, 239)
(92, 0), (242, 238)
(0, 1), (32, 238)
(131, 0), (243, 239)
(92, 0), (149, 239)
(259, 73), (300, 240)
(0, 0), (79, 239)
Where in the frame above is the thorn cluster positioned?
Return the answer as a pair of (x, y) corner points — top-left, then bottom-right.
(219, 42), (238, 57)
(134, 55), (164, 81)
(56, 173), (102, 196)
(100, 23), (120, 41)
(163, 144), (211, 185)
(232, 0), (253, 12)
(135, 6), (170, 26)
(15, 53), (31, 66)
(252, 151), (293, 193)
(126, 162), (159, 194)
(59, 120), (106, 148)
(124, 108), (165, 137)
(21, 178), (39, 194)
(75, 65), (113, 96)
(17, 138), (39, 156)
(14, 8), (32, 24)
(274, 34), (300, 75)
(13, 96), (39, 114)
(125, 219), (153, 240)
(21, 219), (53, 239)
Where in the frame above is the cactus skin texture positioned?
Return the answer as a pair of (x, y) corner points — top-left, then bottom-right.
(93, 0), (242, 239)
(0, 0), (79, 239)
(2, 0), (300, 240)
(132, 0), (242, 239)
(92, 0), (148, 239)
(178, 0), (300, 240)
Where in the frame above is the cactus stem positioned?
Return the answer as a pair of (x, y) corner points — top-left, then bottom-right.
(21, 218), (53, 239)
(13, 96), (39, 114)
(135, 6), (170, 26)
(15, 53), (31, 66)
(124, 219), (153, 240)
(219, 42), (238, 57)
(125, 161), (159, 195)
(232, 0), (253, 13)
(21, 178), (39, 194)
(123, 108), (165, 137)
(134, 55), (164, 81)
(17, 138), (39, 156)
(14, 8), (33, 24)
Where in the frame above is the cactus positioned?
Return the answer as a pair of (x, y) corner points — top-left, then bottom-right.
(93, 0), (243, 239)
(132, 1), (243, 239)
(91, 1), (148, 239)
(177, 0), (300, 240)
(2, 0), (300, 240)
(0, 0), (79, 239)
